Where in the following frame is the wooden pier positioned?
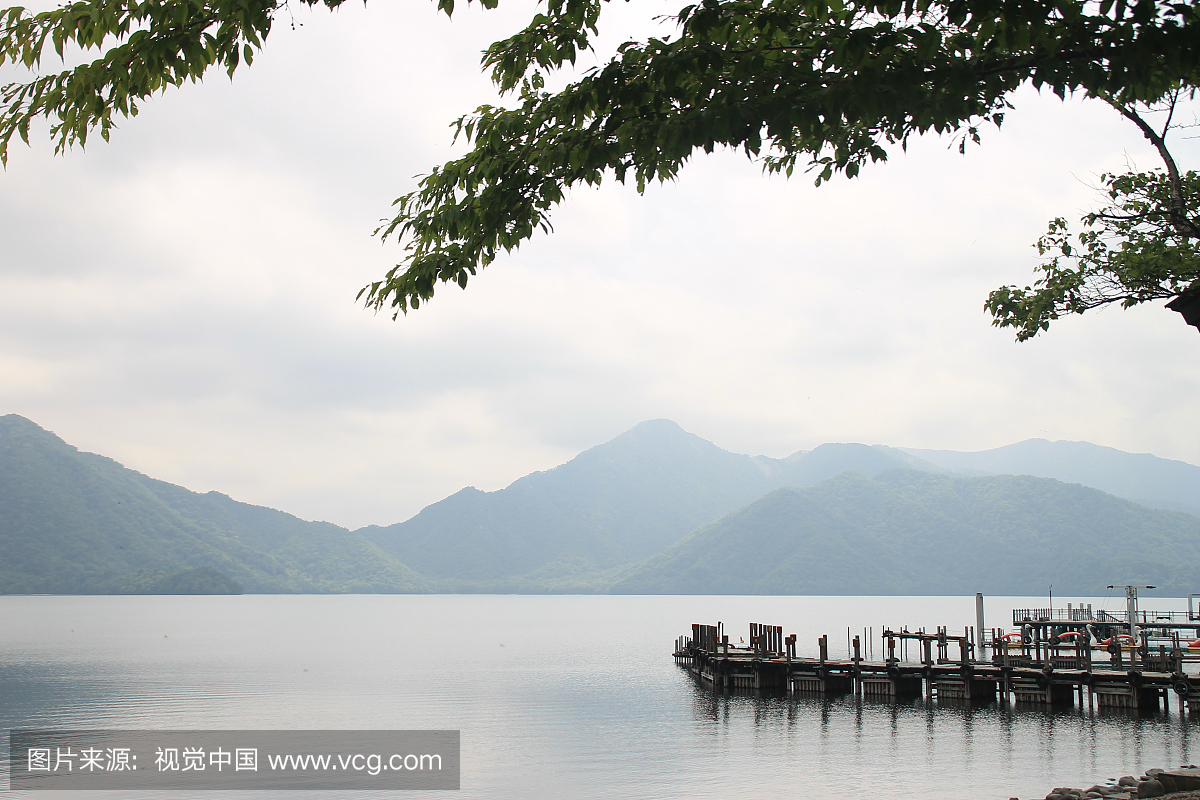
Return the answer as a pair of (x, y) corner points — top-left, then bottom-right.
(675, 619), (1200, 713)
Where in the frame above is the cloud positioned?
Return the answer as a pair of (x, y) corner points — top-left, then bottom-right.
(1, 2), (1198, 528)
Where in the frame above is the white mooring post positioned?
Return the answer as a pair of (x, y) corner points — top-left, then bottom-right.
(1128, 588), (1139, 640)
(976, 593), (986, 661)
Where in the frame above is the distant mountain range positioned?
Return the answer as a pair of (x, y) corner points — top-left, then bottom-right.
(611, 470), (1200, 595)
(358, 421), (948, 591)
(3, 414), (1198, 595)
(0, 415), (426, 594)
(904, 440), (1200, 517)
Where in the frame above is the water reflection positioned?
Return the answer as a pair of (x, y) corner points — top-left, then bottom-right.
(683, 667), (1200, 798)
(5, 594), (1200, 800)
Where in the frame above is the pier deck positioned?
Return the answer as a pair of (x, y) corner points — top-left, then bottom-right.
(675, 621), (1200, 712)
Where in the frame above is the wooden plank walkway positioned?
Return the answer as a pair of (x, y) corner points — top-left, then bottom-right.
(675, 622), (1200, 711)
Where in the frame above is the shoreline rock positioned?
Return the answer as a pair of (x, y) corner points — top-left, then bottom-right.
(1013, 766), (1200, 800)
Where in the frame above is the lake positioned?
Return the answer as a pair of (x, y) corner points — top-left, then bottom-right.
(2, 594), (1197, 799)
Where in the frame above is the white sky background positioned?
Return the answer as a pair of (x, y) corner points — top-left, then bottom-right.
(1, 0), (1198, 529)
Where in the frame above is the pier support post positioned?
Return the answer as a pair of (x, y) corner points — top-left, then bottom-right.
(853, 635), (862, 695)
(1001, 644), (1011, 703)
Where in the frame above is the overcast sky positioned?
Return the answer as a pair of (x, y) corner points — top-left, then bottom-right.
(2, 0), (1198, 529)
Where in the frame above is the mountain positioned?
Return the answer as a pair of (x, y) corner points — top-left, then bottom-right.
(610, 470), (1200, 596)
(904, 439), (1200, 517)
(9, 413), (1198, 597)
(0, 415), (426, 594)
(105, 566), (247, 594)
(359, 421), (946, 590)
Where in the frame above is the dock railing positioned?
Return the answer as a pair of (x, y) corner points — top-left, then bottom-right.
(1013, 608), (1200, 625)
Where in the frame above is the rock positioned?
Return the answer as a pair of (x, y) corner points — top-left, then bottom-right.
(1085, 793), (1102, 798)
(1118, 777), (1138, 787)
(1136, 779), (1165, 798)
(1158, 767), (1200, 792)
(1145, 769), (1164, 777)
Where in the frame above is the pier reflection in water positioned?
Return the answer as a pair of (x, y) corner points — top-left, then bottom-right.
(686, 680), (1199, 799)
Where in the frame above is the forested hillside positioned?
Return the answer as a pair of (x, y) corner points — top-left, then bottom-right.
(611, 471), (1200, 596)
(0, 415), (426, 593)
(6, 414), (1197, 595)
(359, 420), (943, 590)
(906, 439), (1200, 516)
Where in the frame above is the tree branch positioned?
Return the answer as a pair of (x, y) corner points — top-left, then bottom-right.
(1105, 96), (1200, 238)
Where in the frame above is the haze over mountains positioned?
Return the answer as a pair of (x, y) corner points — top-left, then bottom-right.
(904, 440), (1200, 517)
(0, 415), (426, 594)
(613, 471), (1200, 595)
(3, 414), (1198, 595)
(358, 421), (950, 591)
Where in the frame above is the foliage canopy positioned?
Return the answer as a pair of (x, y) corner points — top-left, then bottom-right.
(987, 162), (1200, 339)
(3, 0), (1199, 335)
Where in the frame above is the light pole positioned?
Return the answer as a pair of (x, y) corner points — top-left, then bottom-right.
(1107, 585), (1156, 640)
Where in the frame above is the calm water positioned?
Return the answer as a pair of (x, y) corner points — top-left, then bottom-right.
(2, 594), (1198, 799)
